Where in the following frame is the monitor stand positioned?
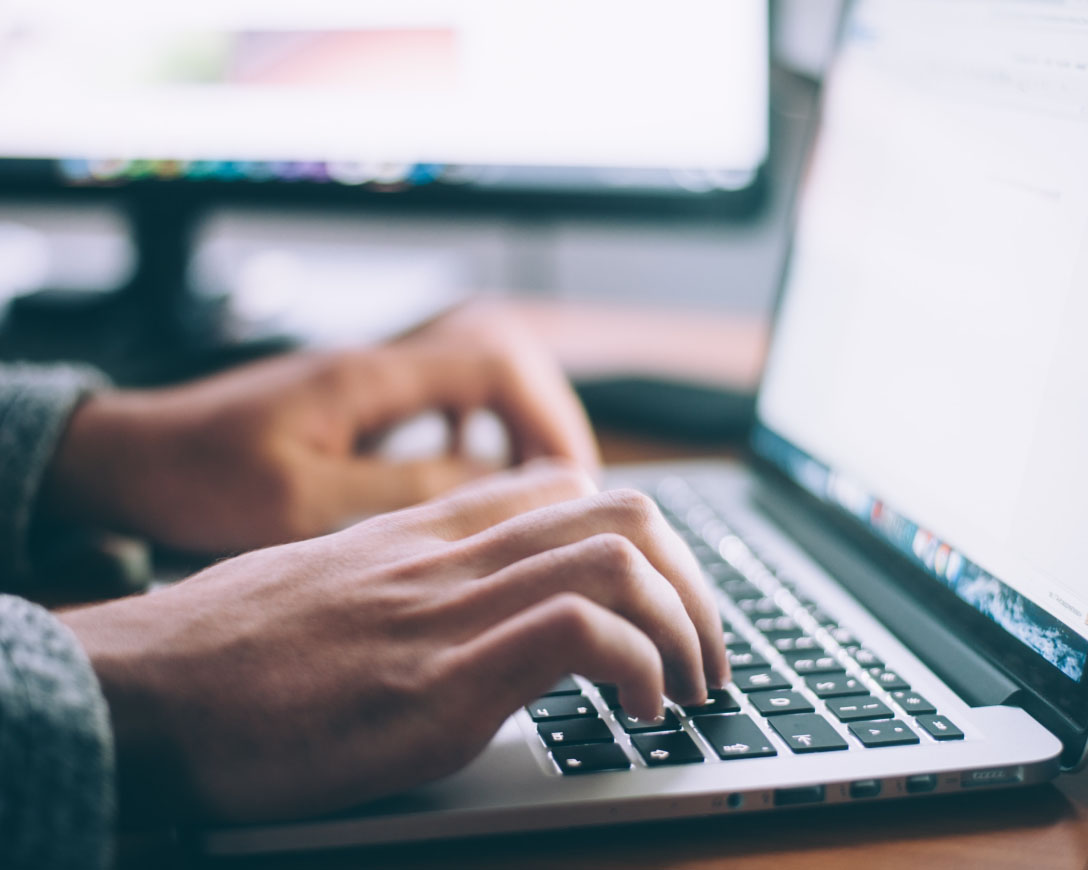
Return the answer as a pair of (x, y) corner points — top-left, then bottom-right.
(0, 192), (292, 385)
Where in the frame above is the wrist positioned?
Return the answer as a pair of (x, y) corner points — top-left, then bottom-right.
(40, 391), (162, 536)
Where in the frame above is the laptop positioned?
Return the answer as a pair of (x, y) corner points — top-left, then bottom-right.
(201, 0), (1088, 854)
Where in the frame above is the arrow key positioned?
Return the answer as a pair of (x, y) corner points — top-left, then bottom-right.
(849, 719), (920, 748)
(769, 713), (849, 753)
(632, 731), (706, 766)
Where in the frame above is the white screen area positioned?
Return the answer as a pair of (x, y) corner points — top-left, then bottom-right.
(0, 0), (767, 172)
(758, 0), (1088, 636)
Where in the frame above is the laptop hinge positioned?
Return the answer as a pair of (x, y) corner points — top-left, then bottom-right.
(750, 476), (1021, 709)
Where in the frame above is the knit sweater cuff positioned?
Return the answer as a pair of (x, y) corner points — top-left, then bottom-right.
(0, 364), (110, 589)
(0, 594), (115, 870)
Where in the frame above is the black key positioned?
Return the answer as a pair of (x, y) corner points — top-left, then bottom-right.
(769, 713), (849, 753)
(916, 714), (964, 741)
(594, 683), (622, 709)
(725, 641), (753, 655)
(538, 717), (614, 747)
(729, 649), (770, 670)
(749, 691), (815, 716)
(754, 616), (805, 640)
(680, 688), (741, 716)
(527, 695), (596, 721)
(632, 731), (706, 766)
(846, 647), (885, 668)
(827, 697), (894, 722)
(738, 597), (783, 618)
(784, 654), (845, 676)
(722, 627), (743, 647)
(867, 668), (910, 691)
(890, 691), (936, 715)
(542, 676), (582, 696)
(694, 713), (778, 760)
(720, 577), (763, 601)
(614, 708), (681, 733)
(805, 674), (869, 698)
(733, 669), (792, 692)
(848, 719), (920, 748)
(774, 635), (823, 654)
(552, 743), (631, 775)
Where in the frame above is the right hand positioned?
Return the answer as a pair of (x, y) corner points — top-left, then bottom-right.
(61, 461), (728, 823)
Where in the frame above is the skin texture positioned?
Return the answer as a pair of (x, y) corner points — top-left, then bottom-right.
(60, 462), (729, 823)
(42, 303), (600, 554)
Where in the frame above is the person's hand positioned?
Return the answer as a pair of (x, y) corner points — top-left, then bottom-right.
(59, 461), (729, 822)
(43, 303), (599, 554)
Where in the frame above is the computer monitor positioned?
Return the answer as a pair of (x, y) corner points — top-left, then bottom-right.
(0, 0), (769, 203)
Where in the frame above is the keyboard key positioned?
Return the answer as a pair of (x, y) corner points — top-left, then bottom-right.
(867, 668), (910, 691)
(805, 674), (869, 698)
(846, 647), (885, 668)
(774, 635), (823, 654)
(527, 695), (596, 721)
(729, 649), (770, 669)
(786, 655), (845, 676)
(769, 713), (849, 753)
(594, 684), (622, 709)
(738, 597), (783, 618)
(538, 717), (615, 747)
(542, 676), (582, 696)
(719, 577), (763, 601)
(749, 691), (815, 716)
(552, 743), (631, 775)
(829, 627), (857, 646)
(733, 669), (792, 693)
(754, 616), (805, 640)
(680, 688), (742, 716)
(614, 709), (681, 733)
(632, 731), (706, 766)
(694, 713), (778, 760)
(826, 697), (894, 722)
(916, 714), (964, 741)
(848, 719), (920, 748)
(890, 691), (937, 715)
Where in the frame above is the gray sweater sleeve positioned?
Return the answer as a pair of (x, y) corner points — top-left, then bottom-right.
(0, 363), (110, 590)
(0, 364), (117, 869)
(0, 595), (115, 870)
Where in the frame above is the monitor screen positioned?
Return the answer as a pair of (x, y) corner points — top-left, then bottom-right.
(0, 0), (768, 196)
(755, 0), (1088, 681)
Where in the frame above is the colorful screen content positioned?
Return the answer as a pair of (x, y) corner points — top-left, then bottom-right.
(0, 0), (767, 193)
(755, 0), (1088, 681)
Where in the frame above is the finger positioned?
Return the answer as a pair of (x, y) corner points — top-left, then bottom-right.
(406, 458), (598, 540)
(452, 592), (666, 722)
(439, 534), (706, 705)
(379, 323), (601, 473)
(318, 455), (499, 520)
(463, 488), (729, 689)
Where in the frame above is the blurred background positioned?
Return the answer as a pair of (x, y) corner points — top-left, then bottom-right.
(0, 0), (844, 440)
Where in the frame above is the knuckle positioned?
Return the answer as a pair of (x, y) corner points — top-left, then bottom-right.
(604, 488), (659, 529)
(546, 593), (601, 648)
(526, 458), (597, 498)
(585, 532), (640, 582)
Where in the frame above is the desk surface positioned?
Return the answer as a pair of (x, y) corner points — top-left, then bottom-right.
(165, 433), (1088, 870)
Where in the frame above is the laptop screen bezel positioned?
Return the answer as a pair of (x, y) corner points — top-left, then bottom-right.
(745, 1), (1088, 761)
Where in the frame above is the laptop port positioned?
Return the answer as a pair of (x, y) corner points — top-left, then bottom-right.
(773, 785), (825, 806)
(849, 779), (882, 799)
(962, 767), (1023, 788)
(905, 774), (937, 794)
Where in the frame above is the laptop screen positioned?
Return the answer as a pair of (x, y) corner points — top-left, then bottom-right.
(754, 0), (1088, 683)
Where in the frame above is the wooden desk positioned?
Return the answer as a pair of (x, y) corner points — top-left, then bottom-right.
(165, 432), (1088, 870)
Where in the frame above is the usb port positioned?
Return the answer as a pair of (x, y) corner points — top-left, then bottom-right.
(906, 774), (937, 794)
(849, 779), (882, 799)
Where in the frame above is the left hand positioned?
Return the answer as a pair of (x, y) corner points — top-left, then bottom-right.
(42, 303), (599, 553)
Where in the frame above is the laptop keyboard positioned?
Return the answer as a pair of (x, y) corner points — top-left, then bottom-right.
(526, 475), (964, 776)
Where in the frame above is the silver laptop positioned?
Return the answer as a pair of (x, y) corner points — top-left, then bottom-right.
(202, 0), (1088, 854)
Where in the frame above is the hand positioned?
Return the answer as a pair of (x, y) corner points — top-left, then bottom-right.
(60, 461), (729, 822)
(43, 303), (599, 554)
